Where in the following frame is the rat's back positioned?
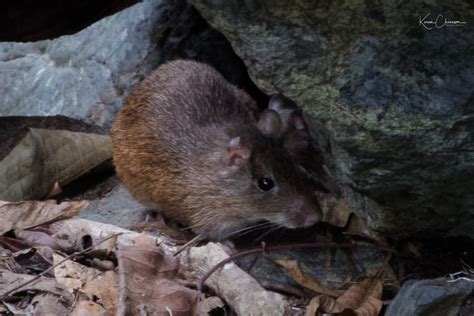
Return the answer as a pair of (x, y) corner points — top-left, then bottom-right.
(111, 60), (258, 221)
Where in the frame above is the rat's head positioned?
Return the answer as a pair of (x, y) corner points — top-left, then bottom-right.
(264, 93), (336, 193)
(208, 130), (321, 240)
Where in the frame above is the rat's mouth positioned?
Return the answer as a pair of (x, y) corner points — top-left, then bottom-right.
(207, 218), (268, 240)
(280, 211), (320, 229)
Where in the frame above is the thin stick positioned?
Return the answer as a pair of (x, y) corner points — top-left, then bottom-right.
(173, 234), (206, 256)
(197, 242), (395, 292)
(258, 278), (308, 298)
(0, 233), (123, 300)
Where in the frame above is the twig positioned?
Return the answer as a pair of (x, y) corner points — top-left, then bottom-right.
(197, 242), (395, 291)
(173, 234), (206, 256)
(0, 233), (122, 300)
(258, 278), (308, 298)
(374, 252), (393, 279)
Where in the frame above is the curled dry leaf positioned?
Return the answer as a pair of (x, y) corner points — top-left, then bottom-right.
(81, 271), (119, 315)
(338, 277), (383, 314)
(305, 277), (383, 316)
(0, 246), (23, 273)
(50, 218), (289, 315)
(0, 128), (112, 201)
(0, 200), (88, 235)
(47, 181), (63, 198)
(70, 301), (107, 316)
(27, 293), (71, 315)
(3, 293), (71, 315)
(53, 250), (118, 314)
(0, 270), (74, 303)
(14, 229), (74, 252)
(12, 246), (54, 274)
(272, 259), (341, 297)
(305, 295), (337, 316)
(345, 214), (383, 242)
(89, 258), (115, 271)
(50, 221), (120, 255)
(314, 192), (352, 228)
(196, 296), (226, 315)
(53, 253), (102, 291)
(116, 233), (200, 315)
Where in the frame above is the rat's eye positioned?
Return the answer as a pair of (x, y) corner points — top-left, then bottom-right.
(257, 177), (275, 192)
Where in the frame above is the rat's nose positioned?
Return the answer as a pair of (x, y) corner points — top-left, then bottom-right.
(302, 211), (319, 227)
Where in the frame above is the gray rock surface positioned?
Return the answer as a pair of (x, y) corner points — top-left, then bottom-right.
(0, 0), (267, 127)
(190, 0), (474, 238)
(0, 0), (167, 126)
(237, 247), (393, 290)
(80, 184), (149, 228)
(385, 278), (474, 316)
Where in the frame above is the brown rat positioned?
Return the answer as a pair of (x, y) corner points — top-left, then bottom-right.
(111, 60), (321, 240)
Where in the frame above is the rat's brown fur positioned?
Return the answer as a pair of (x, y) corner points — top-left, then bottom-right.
(112, 60), (320, 240)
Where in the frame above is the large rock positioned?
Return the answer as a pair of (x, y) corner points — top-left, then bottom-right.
(0, 1), (141, 42)
(189, 0), (474, 238)
(0, 0), (265, 126)
(0, 0), (167, 126)
(385, 278), (474, 316)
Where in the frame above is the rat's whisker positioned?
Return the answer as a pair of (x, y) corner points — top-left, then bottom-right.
(228, 222), (274, 235)
(228, 222), (276, 238)
(180, 223), (205, 231)
(232, 223), (279, 239)
(255, 224), (284, 242)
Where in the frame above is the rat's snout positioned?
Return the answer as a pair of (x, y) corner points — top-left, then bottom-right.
(301, 210), (319, 227)
(283, 199), (321, 229)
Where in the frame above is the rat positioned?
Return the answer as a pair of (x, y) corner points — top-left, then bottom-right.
(111, 60), (321, 240)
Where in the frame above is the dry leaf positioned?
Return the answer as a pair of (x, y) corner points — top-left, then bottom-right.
(53, 253), (102, 290)
(50, 220), (120, 255)
(3, 293), (70, 315)
(0, 200), (87, 235)
(305, 295), (337, 316)
(0, 303), (8, 313)
(0, 128), (111, 201)
(315, 192), (352, 227)
(0, 270), (74, 302)
(345, 214), (382, 241)
(407, 242), (422, 257)
(50, 218), (288, 315)
(14, 229), (74, 252)
(116, 234), (200, 315)
(81, 271), (119, 315)
(0, 246), (23, 273)
(0, 116), (108, 162)
(338, 277), (383, 314)
(272, 259), (341, 297)
(53, 254), (118, 314)
(70, 301), (107, 316)
(305, 277), (383, 316)
(29, 293), (71, 315)
(47, 181), (63, 198)
(196, 296), (226, 315)
(11, 246), (53, 274)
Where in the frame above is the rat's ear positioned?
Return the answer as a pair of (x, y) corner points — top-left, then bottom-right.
(257, 109), (281, 138)
(283, 112), (312, 153)
(227, 137), (251, 169)
(268, 93), (297, 111)
(289, 111), (309, 132)
(283, 129), (311, 153)
(268, 93), (285, 111)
